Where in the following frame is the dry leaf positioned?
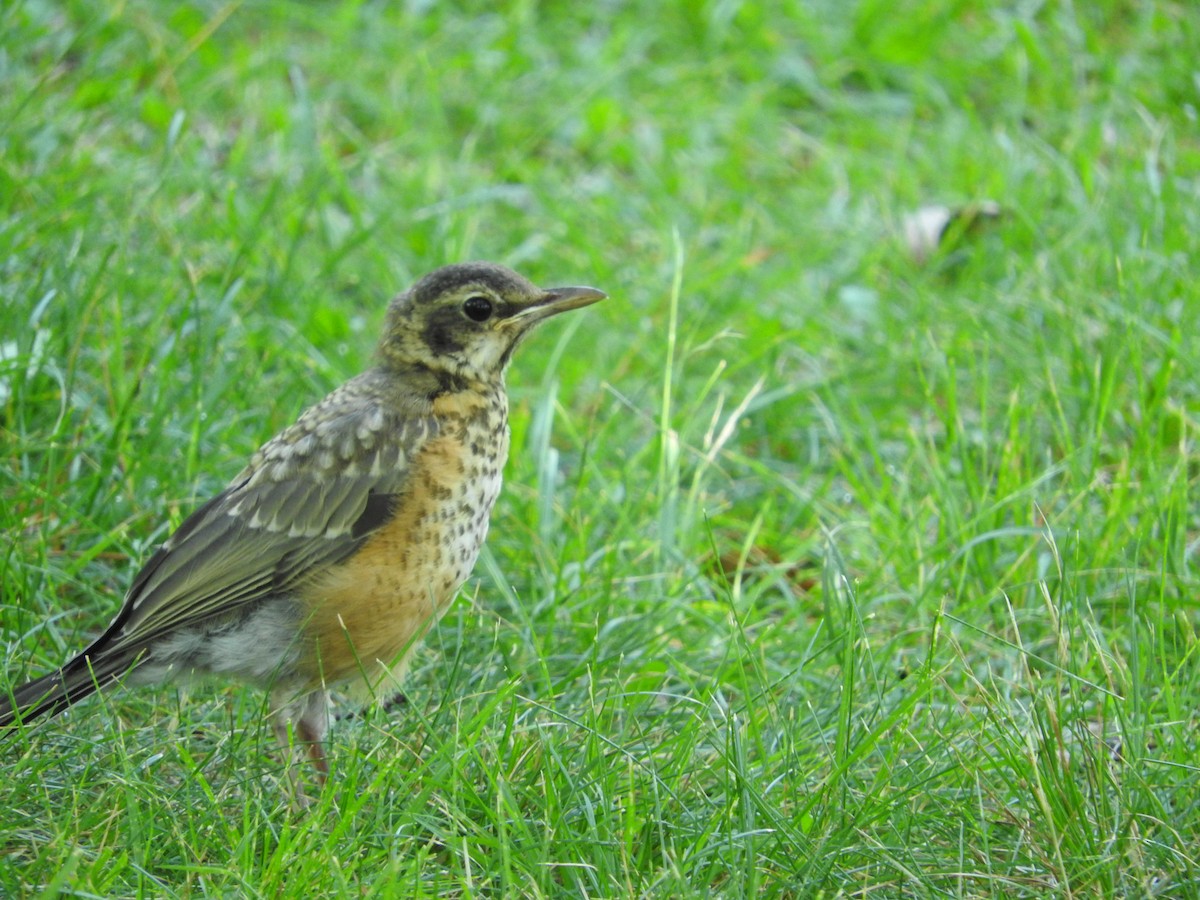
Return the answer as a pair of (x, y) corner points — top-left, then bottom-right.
(902, 200), (1002, 263)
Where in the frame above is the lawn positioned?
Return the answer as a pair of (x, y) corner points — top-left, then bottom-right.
(2, 0), (1198, 896)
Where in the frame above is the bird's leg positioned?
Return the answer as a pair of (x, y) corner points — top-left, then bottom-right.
(271, 687), (331, 807)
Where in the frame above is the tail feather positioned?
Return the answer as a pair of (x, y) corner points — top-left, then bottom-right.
(1, 650), (140, 731)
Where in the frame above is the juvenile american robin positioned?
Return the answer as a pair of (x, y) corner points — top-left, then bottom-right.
(0, 262), (605, 778)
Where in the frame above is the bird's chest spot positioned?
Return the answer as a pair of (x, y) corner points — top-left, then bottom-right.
(338, 389), (509, 596)
(418, 389), (509, 579)
(301, 390), (509, 685)
(414, 421), (507, 581)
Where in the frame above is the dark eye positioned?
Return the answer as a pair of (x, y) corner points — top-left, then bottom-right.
(462, 295), (493, 322)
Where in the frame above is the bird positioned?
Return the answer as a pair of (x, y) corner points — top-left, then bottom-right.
(0, 261), (605, 783)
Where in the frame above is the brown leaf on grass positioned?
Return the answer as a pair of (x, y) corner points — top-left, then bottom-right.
(707, 538), (818, 594)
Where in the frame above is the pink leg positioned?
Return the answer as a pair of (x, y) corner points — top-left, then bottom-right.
(271, 688), (331, 805)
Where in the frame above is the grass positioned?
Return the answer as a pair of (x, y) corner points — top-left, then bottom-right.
(2, 0), (1198, 895)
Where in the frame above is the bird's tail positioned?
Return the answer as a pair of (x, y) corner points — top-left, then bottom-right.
(1, 648), (138, 732)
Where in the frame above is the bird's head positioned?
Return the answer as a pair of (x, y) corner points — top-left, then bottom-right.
(379, 262), (606, 386)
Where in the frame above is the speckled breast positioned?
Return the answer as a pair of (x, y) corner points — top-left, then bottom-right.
(300, 385), (510, 692)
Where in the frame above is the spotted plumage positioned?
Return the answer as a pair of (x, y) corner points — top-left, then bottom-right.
(1, 262), (605, 784)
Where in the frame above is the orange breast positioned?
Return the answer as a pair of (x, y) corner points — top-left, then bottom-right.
(295, 389), (507, 695)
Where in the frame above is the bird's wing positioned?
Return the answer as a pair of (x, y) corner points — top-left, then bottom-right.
(104, 389), (437, 651)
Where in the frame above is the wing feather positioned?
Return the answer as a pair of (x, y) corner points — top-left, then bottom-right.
(105, 390), (434, 651)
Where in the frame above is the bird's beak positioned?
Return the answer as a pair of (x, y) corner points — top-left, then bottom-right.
(509, 285), (607, 326)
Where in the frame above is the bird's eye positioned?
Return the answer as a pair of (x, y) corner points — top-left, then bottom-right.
(462, 295), (494, 322)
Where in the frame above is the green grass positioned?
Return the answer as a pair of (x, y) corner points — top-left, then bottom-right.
(2, 0), (1198, 895)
